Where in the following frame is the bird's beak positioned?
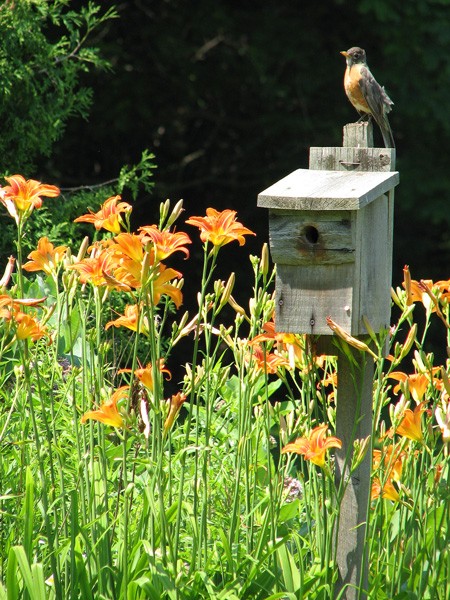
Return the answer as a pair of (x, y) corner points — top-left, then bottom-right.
(340, 51), (349, 57)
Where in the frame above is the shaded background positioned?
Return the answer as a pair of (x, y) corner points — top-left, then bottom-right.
(10, 0), (450, 353)
(41, 1), (450, 278)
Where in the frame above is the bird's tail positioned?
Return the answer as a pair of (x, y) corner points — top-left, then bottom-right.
(379, 116), (395, 148)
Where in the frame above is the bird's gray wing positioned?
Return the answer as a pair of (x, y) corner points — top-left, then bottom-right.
(359, 66), (395, 147)
(359, 66), (393, 119)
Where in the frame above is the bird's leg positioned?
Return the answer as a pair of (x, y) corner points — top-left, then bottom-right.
(357, 112), (371, 123)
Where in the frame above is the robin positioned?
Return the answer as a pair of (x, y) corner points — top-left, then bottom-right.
(341, 46), (395, 148)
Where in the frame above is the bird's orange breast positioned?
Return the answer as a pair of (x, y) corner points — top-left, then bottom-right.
(344, 65), (370, 114)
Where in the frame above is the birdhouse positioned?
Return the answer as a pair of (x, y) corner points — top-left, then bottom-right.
(257, 168), (399, 336)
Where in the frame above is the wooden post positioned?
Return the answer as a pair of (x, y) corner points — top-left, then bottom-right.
(310, 121), (396, 599)
(257, 120), (398, 599)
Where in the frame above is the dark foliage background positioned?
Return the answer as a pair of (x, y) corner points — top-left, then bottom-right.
(5, 0), (450, 355)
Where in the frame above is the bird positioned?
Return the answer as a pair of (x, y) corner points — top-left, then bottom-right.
(340, 46), (395, 148)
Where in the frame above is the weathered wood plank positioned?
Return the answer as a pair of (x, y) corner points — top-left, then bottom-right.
(343, 121), (374, 148)
(274, 263), (354, 335)
(257, 168), (399, 211)
(334, 346), (374, 598)
(268, 209), (355, 266)
(310, 146), (396, 172)
(356, 193), (394, 333)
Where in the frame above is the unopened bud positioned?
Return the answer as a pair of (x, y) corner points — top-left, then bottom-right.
(166, 199), (184, 228)
(214, 279), (225, 297)
(76, 236), (90, 262)
(351, 436), (371, 472)
(260, 243), (269, 277)
(403, 265), (412, 305)
(217, 272), (235, 312)
(228, 295), (246, 317)
(397, 323), (417, 363)
(0, 255), (15, 288)
(160, 199), (171, 225)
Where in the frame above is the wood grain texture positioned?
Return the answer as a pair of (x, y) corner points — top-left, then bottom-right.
(309, 146), (395, 172)
(275, 263), (354, 335)
(342, 121), (374, 148)
(268, 209), (355, 266)
(334, 347), (374, 598)
(257, 168), (399, 211)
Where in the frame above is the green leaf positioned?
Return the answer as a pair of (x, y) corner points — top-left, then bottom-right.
(277, 542), (300, 593)
(22, 468), (34, 563)
(277, 499), (300, 524)
(11, 547), (34, 597)
(30, 564), (47, 600)
(0, 581), (7, 600)
(73, 535), (94, 600)
(6, 547), (19, 600)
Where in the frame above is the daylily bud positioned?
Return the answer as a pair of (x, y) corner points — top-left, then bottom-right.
(0, 256), (15, 288)
(167, 199), (184, 228)
(397, 323), (417, 363)
(351, 436), (371, 472)
(326, 316), (378, 360)
(260, 242), (269, 277)
(217, 272), (235, 312)
(403, 265), (412, 305)
(214, 279), (225, 297)
(160, 199), (171, 225)
(391, 286), (403, 308)
(174, 311), (189, 332)
(76, 236), (90, 262)
(228, 295), (246, 317)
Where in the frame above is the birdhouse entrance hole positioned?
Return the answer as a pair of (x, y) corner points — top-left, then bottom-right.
(303, 225), (319, 244)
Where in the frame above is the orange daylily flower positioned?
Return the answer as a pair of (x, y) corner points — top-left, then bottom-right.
(371, 477), (400, 502)
(0, 306), (47, 342)
(403, 266), (435, 312)
(373, 446), (405, 482)
(110, 232), (145, 264)
(22, 237), (68, 275)
(281, 423), (342, 469)
(251, 319), (298, 346)
(152, 265), (183, 308)
(139, 225), (192, 261)
(15, 312), (47, 341)
(250, 319), (316, 370)
(74, 195), (132, 234)
(69, 247), (117, 288)
(105, 303), (149, 335)
(388, 371), (433, 403)
(249, 344), (291, 374)
(1, 174), (60, 219)
(394, 401), (427, 443)
(435, 279), (450, 303)
(186, 208), (255, 249)
(81, 386), (129, 428)
(371, 443), (409, 502)
(107, 233), (149, 289)
(321, 369), (338, 403)
(133, 360), (171, 392)
(163, 392), (187, 435)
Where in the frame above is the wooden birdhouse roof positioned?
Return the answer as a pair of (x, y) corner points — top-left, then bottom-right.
(257, 168), (399, 211)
